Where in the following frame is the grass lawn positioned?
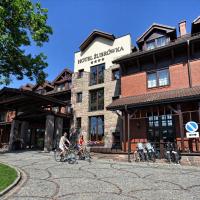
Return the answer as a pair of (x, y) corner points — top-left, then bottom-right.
(0, 163), (17, 192)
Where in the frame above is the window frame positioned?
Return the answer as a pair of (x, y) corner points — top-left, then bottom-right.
(76, 117), (82, 129)
(77, 69), (84, 78)
(89, 88), (104, 111)
(89, 115), (104, 142)
(147, 68), (170, 89)
(0, 112), (6, 122)
(90, 63), (105, 85)
(112, 68), (120, 81)
(146, 36), (169, 50)
(57, 83), (65, 91)
(76, 92), (82, 103)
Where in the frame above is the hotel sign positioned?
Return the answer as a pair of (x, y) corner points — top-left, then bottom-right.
(78, 46), (124, 64)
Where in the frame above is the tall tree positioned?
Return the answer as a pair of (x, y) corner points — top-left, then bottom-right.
(0, 0), (52, 85)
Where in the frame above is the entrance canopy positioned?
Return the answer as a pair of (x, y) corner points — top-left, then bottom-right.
(0, 87), (66, 111)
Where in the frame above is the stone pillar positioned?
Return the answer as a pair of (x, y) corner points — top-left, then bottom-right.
(8, 120), (20, 151)
(20, 121), (29, 149)
(44, 115), (55, 152)
(54, 117), (63, 148)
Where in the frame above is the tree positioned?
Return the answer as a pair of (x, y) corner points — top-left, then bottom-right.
(0, 0), (52, 85)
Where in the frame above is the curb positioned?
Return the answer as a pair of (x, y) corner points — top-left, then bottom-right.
(0, 162), (21, 197)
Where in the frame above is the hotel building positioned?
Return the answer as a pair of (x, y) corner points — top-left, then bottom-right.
(107, 17), (200, 156)
(72, 30), (132, 151)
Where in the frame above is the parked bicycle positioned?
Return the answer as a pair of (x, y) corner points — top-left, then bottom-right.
(134, 143), (146, 162)
(134, 142), (160, 162)
(144, 143), (156, 162)
(164, 142), (181, 164)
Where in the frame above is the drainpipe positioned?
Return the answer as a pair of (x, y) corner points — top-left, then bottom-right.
(187, 40), (192, 88)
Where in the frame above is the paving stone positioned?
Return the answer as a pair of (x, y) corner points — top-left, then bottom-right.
(1, 151), (200, 200)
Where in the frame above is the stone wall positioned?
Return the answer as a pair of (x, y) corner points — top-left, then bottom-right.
(71, 65), (121, 148)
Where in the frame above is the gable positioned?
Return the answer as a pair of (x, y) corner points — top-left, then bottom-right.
(192, 16), (200, 34)
(137, 23), (176, 44)
(52, 69), (72, 84)
(79, 30), (115, 52)
(145, 30), (167, 42)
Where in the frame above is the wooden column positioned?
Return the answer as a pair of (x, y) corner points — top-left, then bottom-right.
(127, 113), (131, 162)
(122, 112), (126, 152)
(177, 104), (185, 151)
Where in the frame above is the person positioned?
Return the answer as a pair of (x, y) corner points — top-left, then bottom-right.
(59, 132), (70, 158)
(77, 134), (85, 158)
(69, 128), (78, 147)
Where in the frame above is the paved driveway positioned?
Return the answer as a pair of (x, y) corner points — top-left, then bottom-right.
(1, 151), (200, 200)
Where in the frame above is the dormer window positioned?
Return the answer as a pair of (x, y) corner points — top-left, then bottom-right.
(57, 83), (65, 91)
(146, 36), (169, 50)
(36, 89), (46, 95)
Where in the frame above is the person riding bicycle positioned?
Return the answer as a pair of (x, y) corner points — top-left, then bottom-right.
(77, 134), (85, 159)
(78, 134), (84, 149)
(59, 132), (70, 158)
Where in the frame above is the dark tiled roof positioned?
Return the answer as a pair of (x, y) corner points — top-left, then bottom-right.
(107, 86), (200, 110)
(113, 33), (200, 63)
(0, 87), (66, 106)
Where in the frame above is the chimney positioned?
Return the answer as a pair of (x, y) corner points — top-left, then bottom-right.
(179, 20), (187, 36)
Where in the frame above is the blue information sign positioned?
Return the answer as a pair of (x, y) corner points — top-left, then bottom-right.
(185, 121), (198, 133)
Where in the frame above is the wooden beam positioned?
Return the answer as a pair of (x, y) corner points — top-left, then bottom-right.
(130, 109), (138, 119)
(123, 112), (126, 152)
(177, 104), (185, 151)
(167, 105), (178, 114)
(137, 58), (141, 71)
(127, 113), (131, 162)
(153, 53), (157, 68)
(171, 47), (175, 64)
(113, 110), (122, 119)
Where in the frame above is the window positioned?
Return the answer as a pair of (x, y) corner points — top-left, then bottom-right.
(90, 64), (105, 85)
(89, 89), (104, 111)
(89, 116), (104, 142)
(57, 83), (65, 91)
(36, 89), (46, 94)
(161, 114), (173, 127)
(112, 69), (120, 80)
(146, 40), (156, 50)
(76, 117), (81, 129)
(147, 114), (175, 143)
(147, 69), (169, 88)
(0, 112), (6, 122)
(157, 36), (168, 47)
(76, 92), (82, 103)
(146, 36), (169, 50)
(78, 69), (84, 78)
(52, 107), (59, 113)
(67, 81), (72, 89)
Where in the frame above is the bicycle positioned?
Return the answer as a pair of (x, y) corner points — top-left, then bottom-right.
(78, 145), (91, 163)
(54, 145), (77, 164)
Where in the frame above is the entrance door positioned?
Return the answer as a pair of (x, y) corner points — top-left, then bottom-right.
(35, 129), (45, 149)
(147, 114), (175, 147)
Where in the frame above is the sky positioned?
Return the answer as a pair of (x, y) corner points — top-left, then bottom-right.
(6, 0), (200, 88)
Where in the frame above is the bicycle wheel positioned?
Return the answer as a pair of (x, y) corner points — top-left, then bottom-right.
(66, 150), (77, 164)
(54, 149), (61, 162)
(83, 150), (91, 162)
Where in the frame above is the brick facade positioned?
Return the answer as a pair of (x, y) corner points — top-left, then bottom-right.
(120, 60), (200, 97)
